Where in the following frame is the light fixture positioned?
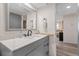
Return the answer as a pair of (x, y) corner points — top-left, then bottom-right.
(24, 3), (36, 10)
(66, 6), (71, 9)
(77, 3), (79, 6)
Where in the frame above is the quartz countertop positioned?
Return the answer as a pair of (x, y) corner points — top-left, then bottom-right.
(0, 34), (47, 52)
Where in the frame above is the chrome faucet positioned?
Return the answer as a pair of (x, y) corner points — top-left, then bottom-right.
(27, 30), (32, 36)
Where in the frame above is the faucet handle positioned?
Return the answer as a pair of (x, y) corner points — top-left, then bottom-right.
(29, 30), (32, 36)
(23, 34), (27, 37)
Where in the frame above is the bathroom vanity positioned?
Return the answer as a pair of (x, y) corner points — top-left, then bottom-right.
(0, 34), (49, 56)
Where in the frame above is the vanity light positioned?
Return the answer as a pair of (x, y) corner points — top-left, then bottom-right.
(77, 3), (79, 6)
(66, 6), (71, 8)
(24, 3), (36, 10)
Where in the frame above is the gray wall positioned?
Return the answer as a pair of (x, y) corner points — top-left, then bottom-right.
(37, 4), (56, 33)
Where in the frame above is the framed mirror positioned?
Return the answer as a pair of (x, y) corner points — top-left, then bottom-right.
(7, 3), (27, 31)
(6, 3), (37, 31)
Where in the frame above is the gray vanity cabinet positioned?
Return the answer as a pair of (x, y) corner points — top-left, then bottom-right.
(13, 36), (49, 56)
(27, 36), (49, 56)
(27, 44), (45, 56)
(0, 35), (49, 56)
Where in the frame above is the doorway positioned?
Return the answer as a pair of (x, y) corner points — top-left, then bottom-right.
(56, 14), (78, 56)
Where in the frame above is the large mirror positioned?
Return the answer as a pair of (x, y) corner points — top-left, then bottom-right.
(7, 3), (27, 31)
(7, 3), (37, 31)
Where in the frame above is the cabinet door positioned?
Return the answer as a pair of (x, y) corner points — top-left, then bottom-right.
(27, 43), (49, 56)
(27, 44), (46, 56)
(27, 37), (49, 56)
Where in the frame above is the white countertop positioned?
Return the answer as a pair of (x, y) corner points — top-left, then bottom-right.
(0, 34), (47, 51)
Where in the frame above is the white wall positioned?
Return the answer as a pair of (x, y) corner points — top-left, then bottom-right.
(37, 4), (56, 33)
(27, 4), (56, 33)
(63, 14), (78, 44)
(24, 4), (56, 33)
(37, 4), (56, 56)
(0, 4), (25, 41)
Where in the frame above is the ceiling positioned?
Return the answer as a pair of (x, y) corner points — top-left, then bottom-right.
(30, 3), (47, 9)
(56, 3), (79, 16)
(9, 3), (79, 16)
